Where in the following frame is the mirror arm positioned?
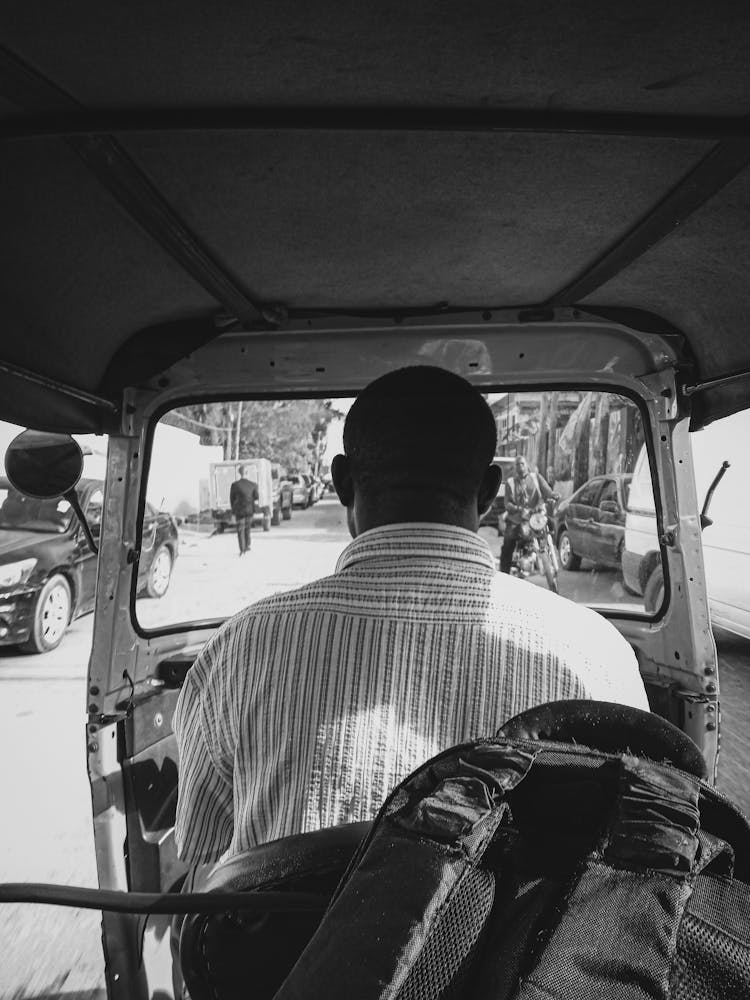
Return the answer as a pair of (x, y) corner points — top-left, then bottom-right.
(700, 460), (730, 531)
(65, 488), (98, 555)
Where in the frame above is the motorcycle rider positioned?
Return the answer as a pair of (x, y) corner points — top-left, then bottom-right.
(500, 455), (556, 573)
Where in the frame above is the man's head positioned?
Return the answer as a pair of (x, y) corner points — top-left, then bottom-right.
(238, 465), (247, 478)
(332, 366), (501, 536)
(514, 456), (528, 478)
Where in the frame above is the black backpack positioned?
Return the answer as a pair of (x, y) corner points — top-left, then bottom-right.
(271, 700), (750, 1000)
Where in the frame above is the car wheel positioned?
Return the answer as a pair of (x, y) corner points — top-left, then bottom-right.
(557, 529), (581, 571)
(21, 574), (72, 654)
(271, 505), (281, 526)
(146, 544), (173, 598)
(644, 564), (665, 614)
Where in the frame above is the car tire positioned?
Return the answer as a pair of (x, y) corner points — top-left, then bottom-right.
(644, 564), (665, 614)
(21, 573), (72, 654)
(271, 505), (281, 526)
(146, 544), (173, 598)
(557, 529), (581, 571)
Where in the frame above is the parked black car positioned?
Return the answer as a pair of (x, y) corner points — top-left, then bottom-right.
(0, 477), (178, 653)
(554, 474), (632, 572)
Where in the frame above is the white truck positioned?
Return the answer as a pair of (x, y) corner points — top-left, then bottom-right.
(209, 459), (274, 533)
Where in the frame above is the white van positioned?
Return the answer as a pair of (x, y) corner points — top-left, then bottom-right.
(623, 412), (750, 639)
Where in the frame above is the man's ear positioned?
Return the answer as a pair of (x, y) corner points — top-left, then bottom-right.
(331, 454), (354, 507)
(478, 463), (502, 516)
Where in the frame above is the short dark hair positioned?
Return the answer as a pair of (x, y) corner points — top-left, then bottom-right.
(238, 465), (246, 475)
(343, 366), (497, 504)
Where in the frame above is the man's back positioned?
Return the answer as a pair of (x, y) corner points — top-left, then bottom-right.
(174, 523), (647, 864)
(229, 476), (258, 516)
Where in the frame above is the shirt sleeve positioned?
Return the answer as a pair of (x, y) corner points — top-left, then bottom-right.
(558, 604), (650, 711)
(492, 575), (650, 714)
(537, 474), (554, 501)
(173, 637), (235, 864)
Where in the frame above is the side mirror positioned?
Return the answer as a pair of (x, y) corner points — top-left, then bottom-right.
(5, 430), (98, 555)
(4, 430), (83, 499)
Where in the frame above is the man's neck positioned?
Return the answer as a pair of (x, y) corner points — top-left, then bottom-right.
(351, 499), (478, 538)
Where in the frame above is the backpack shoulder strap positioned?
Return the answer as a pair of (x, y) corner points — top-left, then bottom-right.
(274, 743), (536, 1000)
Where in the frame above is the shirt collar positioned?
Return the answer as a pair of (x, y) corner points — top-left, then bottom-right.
(336, 522), (496, 574)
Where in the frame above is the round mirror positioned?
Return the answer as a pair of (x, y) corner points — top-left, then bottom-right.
(4, 430), (84, 499)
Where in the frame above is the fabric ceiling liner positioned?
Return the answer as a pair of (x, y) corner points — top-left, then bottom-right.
(1, 0), (749, 430)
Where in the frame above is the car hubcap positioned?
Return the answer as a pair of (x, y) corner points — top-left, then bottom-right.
(42, 585), (69, 644)
(151, 551), (171, 595)
(560, 535), (571, 565)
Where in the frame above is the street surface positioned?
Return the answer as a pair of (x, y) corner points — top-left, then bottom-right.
(1, 496), (749, 997)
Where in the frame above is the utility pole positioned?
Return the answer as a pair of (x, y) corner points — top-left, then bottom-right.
(234, 401), (243, 461)
(547, 391), (559, 480)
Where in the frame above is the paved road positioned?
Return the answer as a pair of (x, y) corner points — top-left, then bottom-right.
(714, 628), (750, 809)
(1, 500), (748, 997)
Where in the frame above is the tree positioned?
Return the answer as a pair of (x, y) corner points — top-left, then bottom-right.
(164, 399), (341, 471)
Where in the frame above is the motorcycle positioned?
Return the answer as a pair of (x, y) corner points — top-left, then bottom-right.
(508, 498), (560, 593)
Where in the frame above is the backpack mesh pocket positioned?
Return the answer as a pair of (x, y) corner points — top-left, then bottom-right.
(672, 874), (750, 1000)
(396, 866), (495, 1000)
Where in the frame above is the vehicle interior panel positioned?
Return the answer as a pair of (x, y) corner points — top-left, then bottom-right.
(118, 689), (185, 899)
(2, 4), (749, 114)
(584, 167), (750, 352)
(1, 140), (218, 390)
(114, 131), (709, 303)
(179, 823), (369, 1000)
(122, 732), (183, 894)
(123, 689), (181, 757)
(0, 4), (749, 432)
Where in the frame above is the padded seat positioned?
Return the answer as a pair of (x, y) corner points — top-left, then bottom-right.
(179, 821), (370, 1000)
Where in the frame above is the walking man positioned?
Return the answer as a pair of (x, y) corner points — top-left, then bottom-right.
(229, 465), (258, 556)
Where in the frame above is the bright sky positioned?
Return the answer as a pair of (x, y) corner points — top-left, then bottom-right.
(321, 398), (354, 467)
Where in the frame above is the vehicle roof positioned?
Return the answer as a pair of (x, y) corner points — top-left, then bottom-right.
(2, 2), (749, 432)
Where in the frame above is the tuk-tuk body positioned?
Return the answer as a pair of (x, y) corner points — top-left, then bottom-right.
(2, 3), (750, 996)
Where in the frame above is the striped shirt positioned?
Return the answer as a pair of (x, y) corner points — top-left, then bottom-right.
(174, 523), (648, 863)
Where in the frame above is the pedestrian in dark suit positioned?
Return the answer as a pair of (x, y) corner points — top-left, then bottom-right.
(229, 466), (258, 555)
